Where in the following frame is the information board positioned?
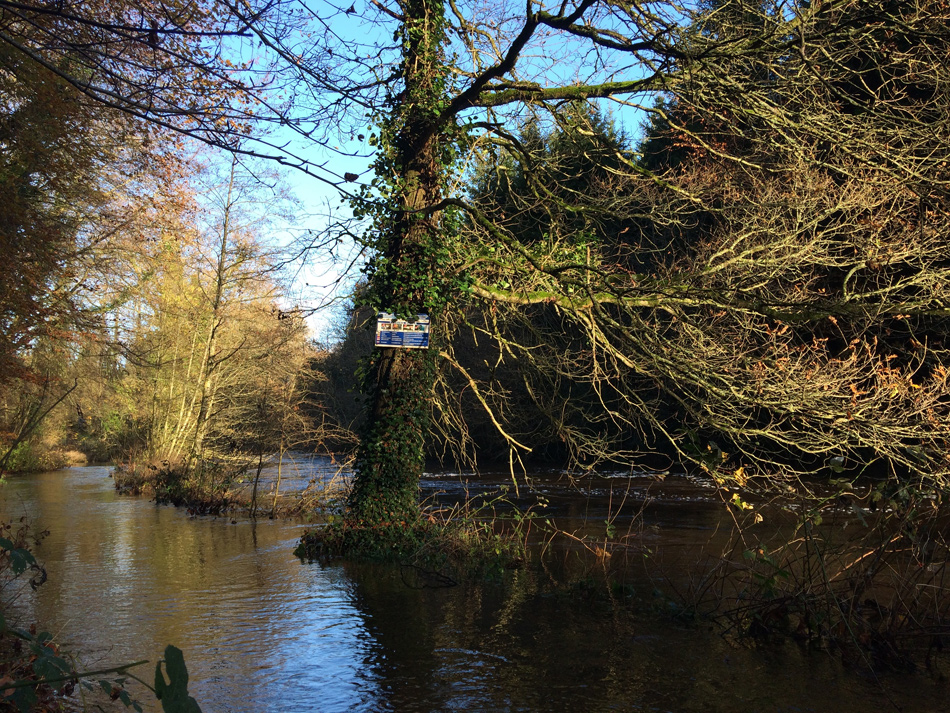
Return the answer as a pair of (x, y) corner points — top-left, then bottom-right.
(375, 313), (430, 349)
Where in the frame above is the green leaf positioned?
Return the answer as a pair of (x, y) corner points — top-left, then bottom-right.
(7, 547), (35, 577)
(31, 651), (70, 680)
(12, 684), (36, 713)
(154, 645), (202, 713)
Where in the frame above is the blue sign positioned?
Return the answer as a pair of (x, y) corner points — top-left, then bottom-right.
(375, 313), (430, 349)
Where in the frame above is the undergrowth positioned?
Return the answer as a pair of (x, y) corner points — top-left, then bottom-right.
(0, 518), (203, 712)
(113, 455), (346, 518)
(113, 460), (235, 515)
(624, 481), (950, 676)
(296, 488), (540, 579)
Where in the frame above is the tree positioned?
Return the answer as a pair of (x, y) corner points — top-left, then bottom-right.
(422, 0), (950, 498)
(409, 107), (643, 467)
(6, 0), (950, 537)
(105, 155), (312, 472)
(0, 38), (151, 384)
(467, 1), (950, 484)
(0, 23), (198, 469)
(278, 0), (950, 532)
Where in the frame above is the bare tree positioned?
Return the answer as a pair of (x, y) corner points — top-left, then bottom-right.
(6, 0), (950, 534)
(434, 1), (950, 491)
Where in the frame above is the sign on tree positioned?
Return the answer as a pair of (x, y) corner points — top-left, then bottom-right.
(375, 313), (430, 349)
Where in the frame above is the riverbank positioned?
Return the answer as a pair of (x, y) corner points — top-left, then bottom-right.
(0, 446), (87, 477)
(112, 451), (349, 518)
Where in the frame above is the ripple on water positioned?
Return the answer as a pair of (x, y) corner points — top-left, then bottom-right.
(2, 466), (948, 713)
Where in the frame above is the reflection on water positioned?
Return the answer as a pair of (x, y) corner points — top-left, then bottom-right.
(0, 466), (947, 712)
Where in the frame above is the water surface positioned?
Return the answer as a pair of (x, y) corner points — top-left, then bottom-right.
(1, 465), (946, 712)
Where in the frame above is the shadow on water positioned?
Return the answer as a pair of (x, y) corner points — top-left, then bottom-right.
(0, 465), (948, 712)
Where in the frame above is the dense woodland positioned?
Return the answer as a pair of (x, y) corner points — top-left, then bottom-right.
(0, 0), (948, 525)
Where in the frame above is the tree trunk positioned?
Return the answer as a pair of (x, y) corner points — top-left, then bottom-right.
(189, 156), (237, 471)
(346, 0), (446, 527)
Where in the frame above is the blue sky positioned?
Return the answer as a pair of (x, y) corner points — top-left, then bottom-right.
(239, 0), (662, 340)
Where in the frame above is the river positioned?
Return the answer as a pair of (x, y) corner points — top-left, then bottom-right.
(1, 463), (947, 712)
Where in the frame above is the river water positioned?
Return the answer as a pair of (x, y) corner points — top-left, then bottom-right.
(1, 463), (947, 712)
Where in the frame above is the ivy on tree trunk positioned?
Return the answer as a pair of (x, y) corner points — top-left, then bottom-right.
(347, 0), (449, 528)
